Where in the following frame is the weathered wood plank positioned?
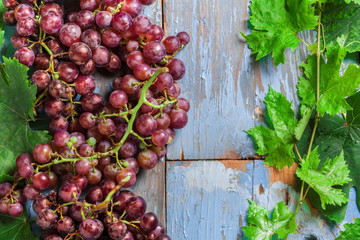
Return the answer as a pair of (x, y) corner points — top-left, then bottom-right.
(166, 160), (253, 239)
(164, 0), (311, 160)
(253, 160), (360, 239)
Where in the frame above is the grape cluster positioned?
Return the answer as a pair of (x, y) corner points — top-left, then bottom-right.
(1, 0), (190, 239)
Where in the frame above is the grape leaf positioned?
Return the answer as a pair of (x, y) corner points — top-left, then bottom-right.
(243, 201), (297, 240)
(246, 87), (312, 169)
(345, 0), (360, 5)
(0, 174), (14, 183)
(241, 0), (318, 65)
(296, 147), (351, 209)
(323, 0), (360, 53)
(0, 209), (38, 240)
(0, 57), (50, 176)
(336, 218), (360, 239)
(297, 42), (360, 115)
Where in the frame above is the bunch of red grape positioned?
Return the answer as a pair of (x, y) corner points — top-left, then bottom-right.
(1, 0), (190, 239)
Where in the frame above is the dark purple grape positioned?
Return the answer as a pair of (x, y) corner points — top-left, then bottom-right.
(14, 47), (35, 67)
(125, 157), (140, 174)
(30, 70), (51, 90)
(112, 11), (133, 32)
(119, 140), (137, 158)
(176, 31), (190, 45)
(169, 109), (188, 129)
(86, 186), (103, 203)
(86, 168), (102, 185)
(96, 11), (112, 28)
(47, 38), (65, 54)
(140, 212), (158, 233)
(109, 90), (128, 108)
(119, 75), (140, 94)
(41, 3), (64, 16)
(48, 80), (64, 98)
(133, 63), (151, 81)
(167, 58), (186, 80)
(145, 25), (164, 42)
(34, 53), (51, 70)
(33, 143), (53, 164)
(74, 74), (96, 95)
(40, 11), (63, 35)
(79, 112), (96, 129)
(33, 172), (50, 190)
(116, 168), (136, 187)
(23, 184), (40, 200)
(106, 54), (122, 72)
(121, 0), (142, 18)
(126, 196), (147, 218)
(92, 46), (111, 66)
(151, 129), (169, 146)
(138, 149), (158, 169)
(36, 208), (58, 230)
(18, 163), (34, 178)
(3, 0), (17, 9)
(99, 179), (116, 196)
(163, 36), (180, 53)
(143, 41), (166, 63)
(81, 29), (101, 50)
(139, 0), (156, 5)
(71, 175), (88, 190)
(76, 159), (92, 175)
(8, 203), (23, 217)
(33, 195), (50, 215)
(79, 219), (104, 240)
(154, 73), (173, 91)
(80, 0), (100, 11)
(0, 182), (11, 197)
(45, 98), (65, 118)
(57, 61), (79, 83)
(70, 203), (90, 222)
(155, 234), (171, 240)
(101, 27), (122, 48)
(59, 181), (81, 202)
(104, 0), (121, 5)
(108, 221), (127, 240)
(3, 9), (16, 25)
(75, 10), (95, 30)
(57, 216), (75, 236)
(48, 171), (58, 188)
(69, 42), (92, 65)
(148, 225), (165, 239)
(155, 113), (170, 130)
(80, 59), (96, 75)
(59, 23), (82, 47)
(16, 153), (32, 168)
(132, 15), (151, 35)
(136, 114), (157, 136)
(81, 93), (104, 112)
(98, 118), (116, 135)
(113, 190), (136, 213)
(16, 17), (37, 37)
(11, 33), (29, 49)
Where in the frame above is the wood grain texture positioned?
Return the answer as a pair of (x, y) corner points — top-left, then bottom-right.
(166, 160), (253, 239)
(163, 0), (313, 160)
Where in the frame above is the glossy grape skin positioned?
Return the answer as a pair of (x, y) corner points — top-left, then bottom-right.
(177, 98), (190, 112)
(81, 93), (104, 112)
(59, 23), (82, 47)
(151, 130), (169, 146)
(40, 11), (63, 35)
(18, 163), (34, 178)
(133, 63), (151, 80)
(108, 221), (128, 240)
(79, 219), (104, 240)
(99, 179), (116, 196)
(137, 149), (157, 169)
(69, 42), (92, 65)
(98, 118), (116, 135)
(81, 29), (101, 50)
(80, 59), (96, 75)
(116, 168), (136, 187)
(86, 186), (103, 203)
(121, 0), (142, 18)
(154, 73), (173, 91)
(101, 27), (122, 48)
(176, 31), (190, 45)
(11, 33), (29, 49)
(15, 153), (32, 168)
(127, 51), (145, 69)
(58, 181), (81, 202)
(80, 0), (100, 11)
(86, 168), (102, 185)
(48, 171), (58, 188)
(37, 208), (58, 230)
(75, 10), (95, 30)
(148, 225), (165, 239)
(169, 109), (188, 129)
(167, 58), (186, 80)
(74, 74), (96, 95)
(119, 140), (137, 158)
(56, 216), (75, 236)
(132, 15), (151, 35)
(112, 11), (132, 32)
(53, 130), (70, 147)
(71, 132), (86, 148)
(34, 53), (51, 70)
(121, 25), (138, 40)
(126, 196), (147, 218)
(145, 25), (164, 42)
(45, 98), (65, 118)
(76, 159), (92, 175)
(143, 41), (166, 63)
(8, 203), (23, 217)
(140, 212), (158, 233)
(33, 143), (53, 164)
(96, 11), (112, 28)
(57, 61), (79, 83)
(33, 172), (51, 190)
(23, 184), (40, 200)
(16, 17), (37, 37)
(109, 90), (128, 108)
(136, 114), (157, 136)
(92, 46), (111, 66)
(163, 36), (180, 53)
(14, 47), (35, 67)
(79, 112), (96, 129)
(15, 4), (35, 20)
(40, 3), (64, 17)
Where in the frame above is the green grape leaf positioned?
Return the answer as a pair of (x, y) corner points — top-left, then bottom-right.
(0, 57), (50, 176)
(336, 218), (360, 239)
(0, 1), (6, 29)
(296, 147), (351, 209)
(297, 42), (360, 115)
(0, 209), (38, 240)
(241, 0), (318, 65)
(243, 201), (297, 240)
(345, 0), (360, 5)
(323, 0), (360, 53)
(246, 87), (312, 170)
(0, 174), (14, 183)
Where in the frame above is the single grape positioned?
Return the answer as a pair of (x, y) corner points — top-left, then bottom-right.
(106, 54), (122, 72)
(76, 159), (92, 175)
(81, 93), (104, 112)
(79, 219), (104, 240)
(81, 29), (101, 50)
(155, 234), (171, 240)
(40, 3), (64, 16)
(167, 58), (186, 80)
(14, 47), (35, 67)
(126, 196), (147, 218)
(176, 31), (190, 45)
(74, 74), (96, 95)
(16, 17), (37, 37)
(119, 140), (137, 158)
(69, 42), (92, 65)
(138, 149), (158, 169)
(143, 40), (166, 63)
(169, 109), (188, 129)
(48, 171), (58, 188)
(0, 199), (8, 214)
(47, 38), (65, 54)
(121, 0), (142, 18)
(119, 74), (140, 94)
(57, 61), (79, 83)
(40, 11), (64, 35)
(86, 186), (103, 203)
(23, 184), (40, 200)
(125, 157), (140, 174)
(59, 23), (82, 47)
(155, 113), (171, 130)
(54, 129), (71, 147)
(112, 11), (133, 32)
(36, 208), (58, 230)
(148, 225), (165, 239)
(34, 53), (51, 70)
(79, 143), (94, 157)
(126, 40), (140, 52)
(163, 36), (180, 53)
(80, 0), (100, 11)
(116, 168), (136, 187)
(70, 132), (86, 148)
(95, 11), (112, 28)
(18, 163), (34, 178)
(33, 195), (50, 215)
(57, 216), (75, 236)
(11, 33), (29, 49)
(136, 114), (157, 136)
(108, 221), (128, 240)
(132, 15), (151, 35)
(33, 172), (51, 190)
(16, 153), (32, 168)
(140, 212), (158, 233)
(70, 203), (91, 222)
(101, 27), (122, 48)
(151, 129), (169, 146)
(33, 143), (53, 164)
(99, 179), (116, 196)
(133, 63), (151, 80)
(3, 9), (16, 25)
(58, 181), (81, 202)
(45, 98), (65, 118)
(71, 175), (89, 190)
(92, 46), (111, 66)
(8, 203), (23, 217)
(123, 231), (135, 240)
(75, 10), (95, 30)
(109, 90), (128, 108)
(86, 168), (102, 185)
(0, 182), (11, 196)
(145, 25), (164, 42)
(79, 112), (96, 129)
(177, 98), (190, 112)
(80, 59), (96, 75)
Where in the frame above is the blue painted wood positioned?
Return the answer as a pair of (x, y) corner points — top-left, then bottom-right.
(164, 0), (312, 160)
(166, 160), (253, 239)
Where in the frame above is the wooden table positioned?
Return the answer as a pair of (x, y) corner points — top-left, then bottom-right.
(129, 0), (360, 239)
